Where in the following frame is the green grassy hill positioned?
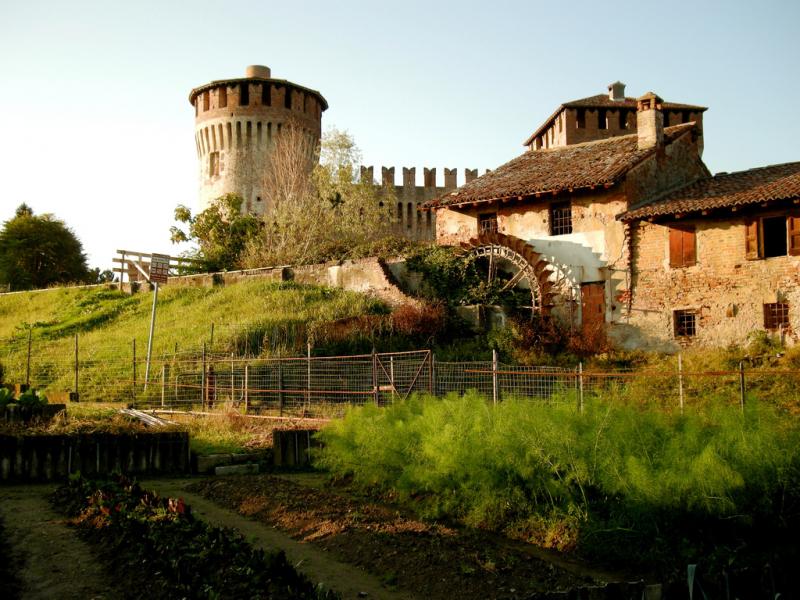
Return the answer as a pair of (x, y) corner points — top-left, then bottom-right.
(0, 281), (385, 400)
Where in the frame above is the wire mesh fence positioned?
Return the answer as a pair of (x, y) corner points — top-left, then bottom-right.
(3, 331), (800, 417)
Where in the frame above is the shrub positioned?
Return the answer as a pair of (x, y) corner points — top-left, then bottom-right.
(316, 392), (800, 573)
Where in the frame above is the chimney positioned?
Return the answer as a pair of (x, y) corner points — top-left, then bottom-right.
(637, 92), (664, 150)
(245, 65), (271, 79)
(608, 81), (626, 101)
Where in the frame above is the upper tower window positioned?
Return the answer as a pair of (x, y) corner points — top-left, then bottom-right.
(261, 83), (271, 106)
(203, 91), (210, 112)
(284, 87), (292, 109)
(239, 83), (250, 106)
(218, 87), (227, 108)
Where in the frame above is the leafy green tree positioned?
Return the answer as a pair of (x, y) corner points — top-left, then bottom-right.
(0, 205), (92, 290)
(170, 193), (261, 272)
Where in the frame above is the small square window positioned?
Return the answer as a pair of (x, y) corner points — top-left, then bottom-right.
(764, 302), (789, 330)
(674, 309), (697, 338)
(479, 212), (498, 234)
(550, 201), (573, 236)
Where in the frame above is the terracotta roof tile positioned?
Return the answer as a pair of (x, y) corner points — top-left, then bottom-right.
(619, 162), (800, 221)
(425, 124), (696, 210)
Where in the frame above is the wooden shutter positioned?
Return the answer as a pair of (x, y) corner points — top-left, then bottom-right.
(789, 216), (800, 256)
(669, 225), (696, 267)
(669, 227), (682, 267)
(682, 228), (697, 266)
(744, 219), (761, 260)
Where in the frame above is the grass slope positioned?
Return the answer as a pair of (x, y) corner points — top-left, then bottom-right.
(0, 281), (384, 399)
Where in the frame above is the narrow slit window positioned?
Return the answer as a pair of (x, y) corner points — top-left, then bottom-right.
(598, 108), (607, 130)
(618, 110), (627, 129)
(261, 83), (271, 106)
(203, 91), (210, 111)
(284, 87), (292, 109)
(576, 108), (586, 129)
(218, 87), (227, 108)
(209, 152), (220, 177)
(239, 83), (249, 106)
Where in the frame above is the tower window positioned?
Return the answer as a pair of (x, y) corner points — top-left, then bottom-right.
(284, 87), (292, 109)
(239, 83), (249, 106)
(209, 152), (220, 177)
(203, 91), (210, 112)
(674, 309), (697, 338)
(218, 87), (227, 108)
(261, 83), (271, 106)
(598, 108), (607, 130)
(550, 201), (572, 236)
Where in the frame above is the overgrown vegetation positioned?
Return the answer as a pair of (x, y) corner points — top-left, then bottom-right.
(53, 475), (339, 599)
(316, 392), (800, 579)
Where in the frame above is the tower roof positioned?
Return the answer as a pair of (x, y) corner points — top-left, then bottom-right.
(189, 71), (328, 110)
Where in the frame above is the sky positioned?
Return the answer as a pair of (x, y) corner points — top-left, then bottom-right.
(1, 0), (798, 269)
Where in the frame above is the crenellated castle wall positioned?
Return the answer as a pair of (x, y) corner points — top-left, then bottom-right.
(360, 166), (488, 242)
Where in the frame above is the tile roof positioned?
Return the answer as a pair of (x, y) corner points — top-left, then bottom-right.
(619, 162), (800, 221)
(523, 94), (706, 146)
(424, 123), (696, 210)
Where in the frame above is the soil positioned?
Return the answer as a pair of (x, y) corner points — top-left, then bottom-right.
(0, 485), (116, 600)
(183, 473), (616, 600)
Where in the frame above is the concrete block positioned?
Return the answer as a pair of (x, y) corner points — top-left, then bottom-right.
(215, 463), (259, 476)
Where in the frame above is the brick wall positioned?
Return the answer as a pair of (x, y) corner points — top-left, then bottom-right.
(620, 214), (800, 350)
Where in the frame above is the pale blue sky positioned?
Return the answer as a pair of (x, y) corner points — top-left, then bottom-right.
(1, 0), (798, 267)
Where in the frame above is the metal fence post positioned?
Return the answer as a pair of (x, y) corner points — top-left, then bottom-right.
(578, 361), (584, 413)
(230, 353), (235, 404)
(739, 360), (746, 412)
(244, 363), (249, 413)
(678, 353), (685, 414)
(431, 353), (437, 397)
(201, 342), (207, 409)
(372, 348), (379, 406)
(161, 364), (166, 408)
(132, 339), (137, 402)
(73, 333), (79, 401)
(278, 354), (284, 416)
(491, 349), (499, 406)
(306, 342), (312, 415)
(25, 328), (32, 388)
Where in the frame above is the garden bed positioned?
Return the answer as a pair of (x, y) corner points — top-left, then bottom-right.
(52, 475), (339, 600)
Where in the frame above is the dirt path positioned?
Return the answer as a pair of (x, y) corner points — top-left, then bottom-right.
(0, 485), (116, 600)
(144, 478), (416, 600)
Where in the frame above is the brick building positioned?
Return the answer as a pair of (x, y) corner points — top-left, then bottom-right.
(424, 84), (800, 349)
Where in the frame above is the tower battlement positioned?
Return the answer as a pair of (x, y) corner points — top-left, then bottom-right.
(359, 166), (489, 189)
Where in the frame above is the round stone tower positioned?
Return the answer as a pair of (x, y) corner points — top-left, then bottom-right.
(189, 65), (328, 215)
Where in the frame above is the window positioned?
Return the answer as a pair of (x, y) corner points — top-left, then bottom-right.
(239, 83), (249, 106)
(764, 303), (789, 330)
(261, 83), (271, 106)
(598, 108), (607, 130)
(218, 87), (227, 108)
(745, 215), (800, 259)
(618, 110), (627, 130)
(669, 225), (696, 268)
(576, 109), (586, 129)
(203, 91), (210, 112)
(209, 152), (220, 177)
(550, 201), (572, 235)
(674, 310), (697, 338)
(284, 87), (292, 109)
(479, 212), (498, 234)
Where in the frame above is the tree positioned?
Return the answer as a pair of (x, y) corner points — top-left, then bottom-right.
(242, 124), (393, 267)
(170, 193), (261, 272)
(0, 205), (92, 290)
